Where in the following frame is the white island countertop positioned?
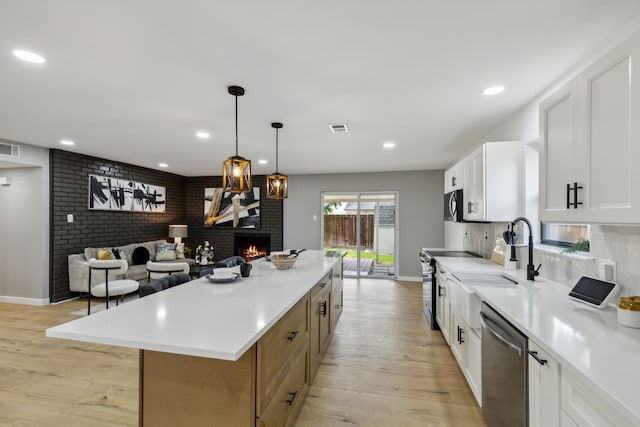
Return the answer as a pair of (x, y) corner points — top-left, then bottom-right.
(435, 255), (640, 424)
(47, 250), (344, 361)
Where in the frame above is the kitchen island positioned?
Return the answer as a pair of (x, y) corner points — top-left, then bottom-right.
(46, 250), (345, 427)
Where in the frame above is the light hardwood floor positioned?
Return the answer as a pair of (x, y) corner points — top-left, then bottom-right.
(0, 279), (485, 426)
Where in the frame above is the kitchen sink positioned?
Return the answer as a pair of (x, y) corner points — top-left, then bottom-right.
(447, 272), (518, 329)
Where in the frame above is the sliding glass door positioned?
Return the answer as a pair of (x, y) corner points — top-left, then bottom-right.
(322, 192), (397, 279)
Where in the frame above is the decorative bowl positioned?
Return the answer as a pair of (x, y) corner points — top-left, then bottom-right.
(271, 254), (297, 270)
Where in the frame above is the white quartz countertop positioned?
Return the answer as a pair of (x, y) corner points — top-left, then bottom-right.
(46, 250), (344, 361)
(435, 256), (640, 423)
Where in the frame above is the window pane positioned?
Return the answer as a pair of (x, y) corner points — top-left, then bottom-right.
(541, 223), (589, 249)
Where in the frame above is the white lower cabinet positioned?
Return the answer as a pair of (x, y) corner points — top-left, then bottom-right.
(435, 266), (451, 345)
(450, 311), (481, 405)
(528, 340), (560, 427)
(561, 368), (635, 427)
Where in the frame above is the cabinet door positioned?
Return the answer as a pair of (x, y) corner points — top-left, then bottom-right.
(444, 160), (464, 193)
(539, 78), (580, 222)
(435, 279), (450, 345)
(577, 33), (640, 223)
(463, 146), (485, 221)
(330, 282), (343, 334)
(464, 326), (482, 405)
(450, 312), (466, 367)
(528, 340), (560, 427)
(561, 368), (635, 427)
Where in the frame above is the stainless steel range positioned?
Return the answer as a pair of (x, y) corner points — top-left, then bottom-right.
(419, 248), (480, 329)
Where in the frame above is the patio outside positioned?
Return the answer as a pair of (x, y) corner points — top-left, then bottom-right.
(323, 195), (396, 278)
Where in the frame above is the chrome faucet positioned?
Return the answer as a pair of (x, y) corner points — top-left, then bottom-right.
(506, 217), (541, 281)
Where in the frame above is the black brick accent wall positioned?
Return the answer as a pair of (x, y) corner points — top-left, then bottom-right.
(50, 150), (187, 302)
(185, 176), (283, 260)
(50, 150), (283, 302)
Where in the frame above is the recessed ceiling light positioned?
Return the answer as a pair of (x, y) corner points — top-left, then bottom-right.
(258, 159), (268, 165)
(12, 49), (46, 64)
(60, 140), (75, 146)
(483, 85), (505, 96)
(158, 162), (168, 168)
(196, 131), (210, 139)
(383, 141), (395, 149)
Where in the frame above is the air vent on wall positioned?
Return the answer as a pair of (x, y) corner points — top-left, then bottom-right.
(329, 123), (349, 134)
(0, 141), (20, 158)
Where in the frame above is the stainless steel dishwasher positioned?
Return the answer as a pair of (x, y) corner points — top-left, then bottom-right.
(480, 302), (528, 427)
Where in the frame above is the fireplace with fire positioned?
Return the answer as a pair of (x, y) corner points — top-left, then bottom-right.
(234, 233), (271, 261)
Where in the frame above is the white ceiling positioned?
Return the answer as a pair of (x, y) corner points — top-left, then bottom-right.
(1, 1), (639, 176)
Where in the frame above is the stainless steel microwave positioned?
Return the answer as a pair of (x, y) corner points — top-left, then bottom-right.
(444, 189), (464, 222)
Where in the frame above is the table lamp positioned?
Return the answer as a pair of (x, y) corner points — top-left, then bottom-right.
(168, 225), (188, 244)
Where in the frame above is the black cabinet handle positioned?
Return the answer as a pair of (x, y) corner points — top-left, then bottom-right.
(321, 301), (327, 317)
(467, 201), (472, 214)
(457, 326), (461, 343)
(452, 176), (457, 187)
(527, 350), (548, 365)
(287, 330), (299, 341)
(573, 182), (583, 209)
(438, 285), (443, 297)
(566, 182), (583, 209)
(286, 390), (298, 406)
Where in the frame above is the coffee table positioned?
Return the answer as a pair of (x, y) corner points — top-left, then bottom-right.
(189, 262), (216, 278)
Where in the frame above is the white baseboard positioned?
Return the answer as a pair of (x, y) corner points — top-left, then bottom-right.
(0, 296), (50, 306)
(396, 276), (422, 283)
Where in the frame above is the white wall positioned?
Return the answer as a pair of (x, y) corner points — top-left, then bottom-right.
(283, 171), (444, 280)
(0, 143), (50, 305)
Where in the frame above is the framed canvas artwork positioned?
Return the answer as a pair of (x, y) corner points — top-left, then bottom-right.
(204, 187), (260, 228)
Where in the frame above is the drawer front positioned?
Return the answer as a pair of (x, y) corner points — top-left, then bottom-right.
(257, 348), (309, 427)
(257, 294), (310, 415)
(310, 271), (332, 301)
(330, 282), (343, 334)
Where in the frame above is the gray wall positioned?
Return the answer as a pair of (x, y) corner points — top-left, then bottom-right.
(283, 170), (444, 280)
(0, 144), (50, 304)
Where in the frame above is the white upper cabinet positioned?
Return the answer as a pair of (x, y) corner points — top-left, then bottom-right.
(444, 160), (464, 193)
(540, 31), (640, 223)
(463, 141), (522, 222)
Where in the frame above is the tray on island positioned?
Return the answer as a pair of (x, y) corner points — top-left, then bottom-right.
(205, 273), (240, 284)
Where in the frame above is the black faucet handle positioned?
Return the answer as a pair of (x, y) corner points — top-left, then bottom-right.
(534, 264), (542, 276)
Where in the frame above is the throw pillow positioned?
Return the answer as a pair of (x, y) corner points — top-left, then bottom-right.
(111, 248), (121, 259)
(97, 249), (113, 260)
(155, 243), (177, 261)
(175, 243), (185, 259)
(131, 246), (151, 265)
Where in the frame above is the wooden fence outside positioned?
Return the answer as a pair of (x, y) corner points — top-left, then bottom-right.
(324, 214), (374, 248)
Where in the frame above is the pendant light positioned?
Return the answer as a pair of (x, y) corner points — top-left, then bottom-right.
(266, 122), (289, 199)
(222, 85), (252, 193)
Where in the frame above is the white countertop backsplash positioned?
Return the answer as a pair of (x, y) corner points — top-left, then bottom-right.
(436, 255), (640, 423)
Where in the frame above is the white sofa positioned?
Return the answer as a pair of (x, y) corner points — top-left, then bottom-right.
(68, 239), (195, 294)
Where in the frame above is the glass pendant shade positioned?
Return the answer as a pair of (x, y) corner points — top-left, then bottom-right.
(266, 122), (288, 199)
(222, 85), (252, 193)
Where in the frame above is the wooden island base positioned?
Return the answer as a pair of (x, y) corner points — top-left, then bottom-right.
(140, 348), (257, 427)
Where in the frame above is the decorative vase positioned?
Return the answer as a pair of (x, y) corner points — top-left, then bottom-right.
(200, 256), (208, 265)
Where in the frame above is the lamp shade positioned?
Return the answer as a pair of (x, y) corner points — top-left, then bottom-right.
(266, 122), (288, 199)
(266, 172), (288, 199)
(168, 224), (188, 240)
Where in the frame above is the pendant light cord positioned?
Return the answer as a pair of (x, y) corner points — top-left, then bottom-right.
(275, 128), (279, 172)
(235, 94), (239, 156)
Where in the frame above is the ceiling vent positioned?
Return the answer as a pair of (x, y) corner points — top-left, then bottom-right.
(329, 123), (349, 134)
(0, 141), (20, 158)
